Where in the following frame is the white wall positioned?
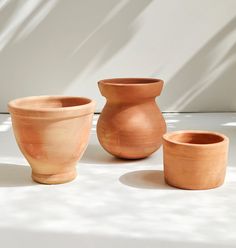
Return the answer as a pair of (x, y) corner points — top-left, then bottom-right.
(0, 0), (235, 112)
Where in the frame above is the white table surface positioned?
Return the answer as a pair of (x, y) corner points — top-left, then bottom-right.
(0, 113), (235, 248)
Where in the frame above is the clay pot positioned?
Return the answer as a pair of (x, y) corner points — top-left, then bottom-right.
(163, 130), (229, 190)
(97, 78), (166, 159)
(8, 96), (95, 184)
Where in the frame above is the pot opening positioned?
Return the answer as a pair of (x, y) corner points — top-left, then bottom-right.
(168, 132), (224, 145)
(12, 96), (92, 110)
(100, 78), (162, 85)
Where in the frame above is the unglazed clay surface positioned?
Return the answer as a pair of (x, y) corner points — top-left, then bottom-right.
(8, 96), (95, 184)
(163, 130), (229, 190)
(97, 78), (166, 159)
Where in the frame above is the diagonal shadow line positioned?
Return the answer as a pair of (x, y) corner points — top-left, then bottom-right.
(67, 0), (153, 77)
(0, 0), (57, 51)
(166, 15), (236, 86)
(159, 16), (236, 112)
(0, 0), (152, 113)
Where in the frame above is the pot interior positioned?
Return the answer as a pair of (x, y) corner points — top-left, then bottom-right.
(169, 132), (224, 145)
(13, 97), (91, 109)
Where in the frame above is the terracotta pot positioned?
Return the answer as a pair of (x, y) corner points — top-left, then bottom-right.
(97, 78), (166, 159)
(163, 130), (229, 190)
(8, 96), (95, 184)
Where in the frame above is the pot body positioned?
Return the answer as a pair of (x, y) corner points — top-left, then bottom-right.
(97, 78), (166, 159)
(9, 96), (95, 184)
(163, 130), (229, 190)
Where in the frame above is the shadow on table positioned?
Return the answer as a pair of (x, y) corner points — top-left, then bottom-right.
(0, 163), (35, 187)
(119, 170), (173, 190)
(0, 227), (233, 248)
(81, 144), (138, 165)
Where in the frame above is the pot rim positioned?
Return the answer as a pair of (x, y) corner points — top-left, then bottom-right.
(8, 95), (96, 117)
(98, 77), (163, 86)
(163, 130), (229, 147)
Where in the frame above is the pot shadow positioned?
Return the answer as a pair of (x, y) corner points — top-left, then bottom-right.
(0, 163), (36, 187)
(81, 144), (137, 165)
(119, 170), (173, 190)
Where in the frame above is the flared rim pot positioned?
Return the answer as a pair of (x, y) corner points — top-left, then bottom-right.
(97, 78), (166, 159)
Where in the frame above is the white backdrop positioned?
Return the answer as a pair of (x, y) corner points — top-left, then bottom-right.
(0, 0), (235, 112)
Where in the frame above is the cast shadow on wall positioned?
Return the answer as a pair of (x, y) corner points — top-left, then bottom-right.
(0, 0), (152, 111)
(159, 16), (236, 112)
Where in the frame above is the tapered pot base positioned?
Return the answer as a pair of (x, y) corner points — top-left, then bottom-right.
(8, 95), (95, 185)
(32, 169), (77, 185)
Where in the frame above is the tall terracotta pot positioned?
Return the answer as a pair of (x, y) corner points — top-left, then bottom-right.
(97, 78), (166, 159)
(8, 95), (95, 184)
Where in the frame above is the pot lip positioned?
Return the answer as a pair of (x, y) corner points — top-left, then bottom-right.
(98, 77), (164, 86)
(8, 95), (96, 115)
(163, 130), (229, 147)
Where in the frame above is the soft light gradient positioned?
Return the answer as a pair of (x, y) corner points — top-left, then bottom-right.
(0, 0), (235, 112)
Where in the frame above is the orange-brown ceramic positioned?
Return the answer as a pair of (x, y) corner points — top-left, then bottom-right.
(8, 96), (95, 184)
(163, 130), (229, 190)
(97, 78), (166, 159)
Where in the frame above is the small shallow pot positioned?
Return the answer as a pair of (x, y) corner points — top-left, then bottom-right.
(8, 95), (95, 184)
(97, 78), (166, 159)
(163, 130), (229, 190)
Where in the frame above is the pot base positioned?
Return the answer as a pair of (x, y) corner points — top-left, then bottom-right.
(32, 169), (77, 185)
(164, 178), (224, 190)
(114, 154), (150, 160)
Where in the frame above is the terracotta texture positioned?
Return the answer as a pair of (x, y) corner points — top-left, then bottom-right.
(8, 96), (95, 184)
(97, 78), (166, 159)
(163, 130), (229, 190)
